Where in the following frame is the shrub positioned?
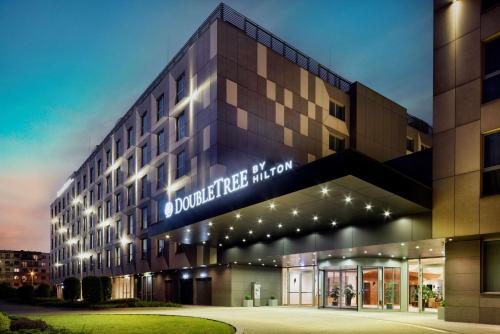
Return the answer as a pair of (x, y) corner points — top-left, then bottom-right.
(270, 296), (276, 300)
(0, 312), (10, 331)
(63, 277), (81, 301)
(99, 276), (112, 301)
(17, 284), (34, 301)
(82, 276), (102, 304)
(35, 283), (51, 298)
(10, 317), (48, 331)
(244, 294), (251, 300)
(0, 282), (15, 300)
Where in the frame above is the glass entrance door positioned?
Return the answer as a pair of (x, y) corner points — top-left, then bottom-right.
(324, 269), (357, 309)
(362, 268), (382, 309)
(288, 269), (314, 306)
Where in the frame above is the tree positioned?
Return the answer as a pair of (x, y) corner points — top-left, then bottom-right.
(99, 276), (112, 301)
(62, 277), (80, 301)
(17, 284), (34, 301)
(35, 283), (51, 298)
(0, 282), (16, 300)
(82, 276), (102, 304)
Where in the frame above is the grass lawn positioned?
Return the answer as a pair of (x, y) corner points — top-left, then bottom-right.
(33, 314), (235, 334)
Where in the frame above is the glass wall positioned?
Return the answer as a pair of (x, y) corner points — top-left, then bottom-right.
(362, 268), (381, 309)
(324, 269), (357, 309)
(383, 268), (401, 310)
(408, 258), (445, 312)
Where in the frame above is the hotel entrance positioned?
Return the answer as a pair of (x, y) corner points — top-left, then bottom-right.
(286, 267), (315, 306)
(324, 269), (357, 309)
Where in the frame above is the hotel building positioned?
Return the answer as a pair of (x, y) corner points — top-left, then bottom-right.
(433, 0), (500, 324)
(0, 250), (50, 288)
(50, 3), (441, 312)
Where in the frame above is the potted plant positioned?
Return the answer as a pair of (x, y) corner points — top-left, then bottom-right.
(384, 282), (395, 310)
(438, 299), (446, 320)
(344, 284), (355, 307)
(243, 294), (253, 307)
(410, 287), (419, 307)
(329, 287), (340, 306)
(268, 295), (278, 307)
(422, 286), (435, 308)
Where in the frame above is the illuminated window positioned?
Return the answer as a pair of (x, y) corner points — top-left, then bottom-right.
(114, 247), (121, 266)
(141, 206), (149, 229)
(128, 243), (134, 263)
(157, 239), (165, 256)
(127, 214), (135, 235)
(141, 238), (149, 260)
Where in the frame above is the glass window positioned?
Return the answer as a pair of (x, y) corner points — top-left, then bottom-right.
(127, 127), (134, 148)
(157, 198), (166, 222)
(157, 130), (165, 155)
(157, 164), (165, 188)
(140, 175), (148, 198)
(97, 159), (102, 176)
(157, 239), (165, 256)
(483, 132), (500, 196)
(127, 214), (135, 235)
(329, 101), (345, 121)
(141, 144), (149, 167)
(116, 219), (122, 239)
(105, 225), (111, 244)
(176, 150), (186, 179)
(141, 238), (149, 260)
(127, 185), (135, 206)
(329, 135), (345, 153)
(106, 250), (111, 268)
(127, 156), (134, 177)
(115, 193), (122, 212)
(383, 268), (401, 310)
(483, 37), (500, 103)
(128, 243), (134, 263)
(114, 247), (121, 266)
(156, 94), (165, 120)
(106, 150), (111, 167)
(176, 111), (187, 141)
(483, 240), (500, 292)
(115, 166), (121, 187)
(406, 137), (415, 152)
(105, 200), (111, 218)
(140, 112), (148, 136)
(176, 72), (186, 103)
(141, 206), (148, 229)
(106, 175), (111, 193)
(115, 139), (121, 160)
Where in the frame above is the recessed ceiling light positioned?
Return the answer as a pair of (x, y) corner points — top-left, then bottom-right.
(186, 228), (191, 232)
(261, 263), (265, 266)
(274, 264), (277, 267)
(202, 241), (206, 245)
(257, 218), (263, 224)
(365, 204), (373, 210)
(242, 238), (246, 242)
(296, 228), (301, 232)
(331, 221), (337, 226)
(225, 235), (229, 240)
(236, 213), (241, 219)
(321, 187), (329, 196)
(272, 259), (276, 262)
(383, 210), (391, 218)
(248, 230), (253, 235)
(401, 243), (405, 246)
(344, 195), (352, 203)
(364, 250), (368, 254)
(269, 202), (276, 210)
(342, 256), (346, 259)
(429, 248), (433, 251)
(248, 262), (252, 265)
(229, 226), (234, 230)
(234, 261), (238, 264)
(292, 209), (298, 216)
(416, 245), (420, 249)
(349, 248), (352, 252)
(378, 252), (382, 256)
(218, 243), (222, 247)
(448, 238), (453, 241)
(391, 255), (394, 258)
(313, 215), (318, 221)
(207, 232), (211, 236)
(165, 234), (170, 239)
(328, 254), (332, 257)
(208, 222), (213, 226)
(258, 258), (262, 261)
(403, 256), (407, 259)
(278, 223), (283, 228)
(266, 234), (271, 238)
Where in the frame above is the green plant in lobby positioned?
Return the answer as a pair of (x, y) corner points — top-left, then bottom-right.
(62, 277), (81, 301)
(422, 285), (435, 307)
(344, 284), (355, 306)
(384, 283), (395, 309)
(329, 286), (340, 306)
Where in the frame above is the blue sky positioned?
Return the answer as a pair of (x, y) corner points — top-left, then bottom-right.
(0, 0), (433, 251)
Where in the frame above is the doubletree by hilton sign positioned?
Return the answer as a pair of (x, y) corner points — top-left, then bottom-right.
(164, 160), (293, 219)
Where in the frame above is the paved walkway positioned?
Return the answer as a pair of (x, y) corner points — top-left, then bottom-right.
(2, 302), (500, 334)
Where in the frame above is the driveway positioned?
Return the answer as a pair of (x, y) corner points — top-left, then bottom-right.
(2, 302), (500, 334)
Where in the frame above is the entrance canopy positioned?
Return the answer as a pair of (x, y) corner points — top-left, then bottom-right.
(149, 150), (432, 251)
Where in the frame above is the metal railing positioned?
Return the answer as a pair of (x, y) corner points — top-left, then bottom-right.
(218, 3), (351, 92)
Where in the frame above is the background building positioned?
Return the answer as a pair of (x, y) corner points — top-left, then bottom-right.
(50, 3), (434, 310)
(433, 0), (500, 324)
(0, 250), (50, 288)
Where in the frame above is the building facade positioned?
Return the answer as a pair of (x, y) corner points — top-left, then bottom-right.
(50, 3), (438, 312)
(0, 250), (50, 288)
(433, 0), (500, 324)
